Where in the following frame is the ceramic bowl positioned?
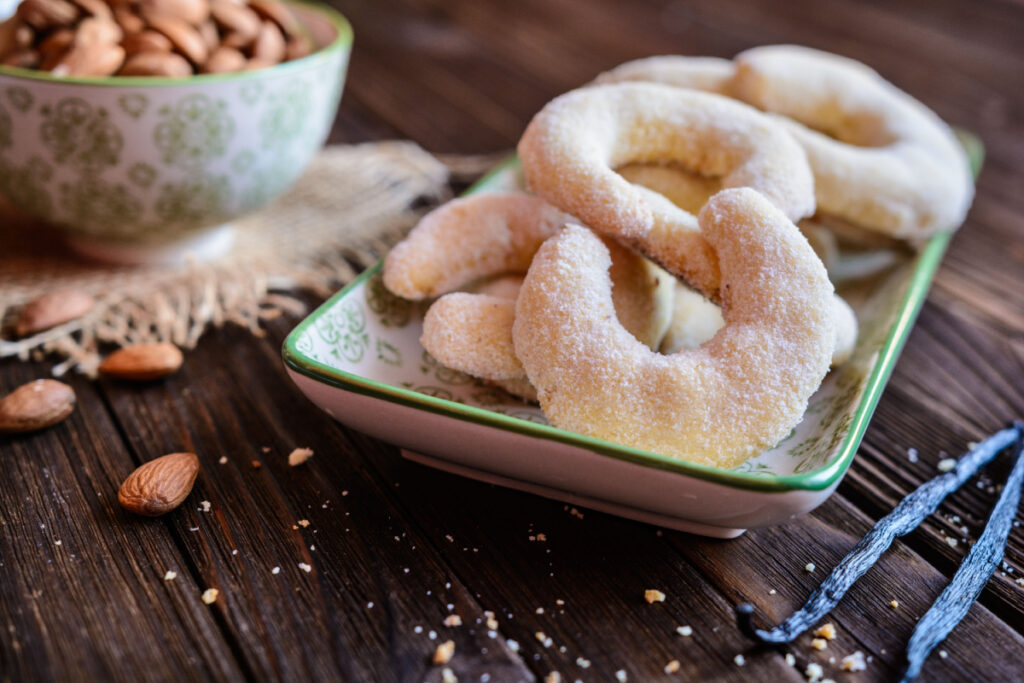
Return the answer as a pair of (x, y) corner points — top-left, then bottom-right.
(283, 135), (982, 538)
(0, 1), (350, 264)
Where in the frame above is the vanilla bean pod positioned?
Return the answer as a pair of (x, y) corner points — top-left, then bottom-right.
(736, 426), (1021, 644)
(900, 424), (1024, 681)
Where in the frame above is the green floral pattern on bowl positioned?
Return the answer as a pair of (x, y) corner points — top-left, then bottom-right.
(0, 2), (351, 246)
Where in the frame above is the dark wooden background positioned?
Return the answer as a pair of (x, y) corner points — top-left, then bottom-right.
(3, 0), (1023, 681)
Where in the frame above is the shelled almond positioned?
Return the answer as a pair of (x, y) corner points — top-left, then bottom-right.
(0, 0), (313, 77)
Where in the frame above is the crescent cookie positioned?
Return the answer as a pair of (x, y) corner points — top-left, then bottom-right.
(517, 82), (816, 296)
(513, 189), (835, 468)
(731, 45), (973, 239)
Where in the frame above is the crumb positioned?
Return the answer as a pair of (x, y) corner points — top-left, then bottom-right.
(537, 533), (547, 541)
(485, 611), (499, 630)
(890, 599), (899, 609)
(785, 653), (796, 666)
(644, 589), (666, 603)
(218, 456), (228, 464)
(443, 615), (462, 627)
(271, 566), (280, 575)
(262, 446), (271, 453)
(733, 654), (745, 667)
(54, 540), (62, 546)
(200, 500), (211, 512)
(937, 458), (956, 472)
(907, 448), (919, 463)
(298, 562), (312, 573)
(367, 602), (373, 609)
(769, 589), (777, 595)
(805, 662), (823, 682)
(163, 570), (177, 581)
(251, 460), (261, 469)
(677, 625), (693, 637)
(576, 657), (591, 668)
(201, 588), (219, 604)
(569, 507), (584, 519)
(664, 659), (681, 674)
(555, 599), (565, 606)
(939, 650), (948, 659)
(813, 623), (837, 640)
(433, 640), (455, 665)
(805, 562), (816, 573)
(811, 638), (828, 651)
(536, 607), (544, 614)
(297, 519), (310, 528)
(535, 631), (553, 648)
(947, 537), (958, 548)
(615, 671), (627, 682)
(841, 651), (866, 672)
(441, 667), (457, 683)
(288, 447), (314, 467)
(543, 673), (561, 683)
(507, 639), (519, 652)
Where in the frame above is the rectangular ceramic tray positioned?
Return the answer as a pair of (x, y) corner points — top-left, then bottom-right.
(283, 133), (982, 538)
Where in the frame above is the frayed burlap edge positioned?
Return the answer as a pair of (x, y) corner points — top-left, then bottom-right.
(0, 141), (505, 377)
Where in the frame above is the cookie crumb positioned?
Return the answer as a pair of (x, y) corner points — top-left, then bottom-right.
(535, 631), (552, 648)
(506, 639), (519, 652)
(443, 615), (462, 627)
(441, 667), (457, 683)
(251, 460), (262, 469)
(785, 653), (796, 666)
(676, 625), (693, 637)
(840, 651), (866, 672)
(576, 657), (591, 669)
(218, 456), (228, 465)
(937, 458), (956, 472)
(813, 623), (836, 640)
(615, 671), (627, 682)
(201, 588), (219, 604)
(733, 654), (745, 667)
(890, 599), (899, 609)
(288, 447), (314, 467)
(644, 589), (666, 603)
(199, 500), (211, 512)
(805, 662), (823, 682)
(805, 562), (816, 573)
(298, 562), (312, 573)
(271, 566), (280, 575)
(665, 659), (681, 674)
(939, 650), (948, 659)
(811, 638), (828, 651)
(433, 640), (455, 665)
(543, 673), (561, 683)
(297, 519), (310, 528)
(163, 570), (177, 581)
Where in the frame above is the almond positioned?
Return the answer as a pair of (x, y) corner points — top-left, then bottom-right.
(248, 0), (299, 38)
(201, 44), (244, 73)
(250, 19), (283, 63)
(146, 14), (206, 64)
(15, 289), (94, 337)
(0, 379), (76, 433)
(209, 0), (259, 43)
(74, 16), (123, 46)
(51, 42), (124, 75)
(98, 342), (183, 379)
(118, 452), (200, 516)
(17, 0), (81, 30)
(119, 50), (191, 75)
(121, 29), (173, 55)
(67, 0), (112, 19)
(113, 6), (145, 34)
(140, 0), (210, 27)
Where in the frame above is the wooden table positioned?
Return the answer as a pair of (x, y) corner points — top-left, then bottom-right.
(3, 1), (1023, 680)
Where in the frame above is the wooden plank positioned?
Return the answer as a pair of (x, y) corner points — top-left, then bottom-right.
(340, 432), (803, 682)
(96, 315), (534, 682)
(0, 363), (243, 682)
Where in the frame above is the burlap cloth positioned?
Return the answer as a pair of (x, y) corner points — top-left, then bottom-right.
(0, 141), (502, 376)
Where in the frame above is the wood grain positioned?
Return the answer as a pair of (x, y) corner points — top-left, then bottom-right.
(2, 0), (1023, 680)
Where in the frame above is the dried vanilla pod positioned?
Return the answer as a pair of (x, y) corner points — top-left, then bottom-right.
(735, 425), (1022, 644)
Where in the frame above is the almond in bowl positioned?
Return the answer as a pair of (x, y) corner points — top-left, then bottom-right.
(0, 0), (351, 265)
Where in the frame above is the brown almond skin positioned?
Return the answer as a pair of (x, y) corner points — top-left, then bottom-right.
(67, 0), (112, 19)
(98, 342), (184, 379)
(17, 0), (80, 30)
(15, 289), (94, 338)
(2, 49), (41, 68)
(38, 27), (75, 57)
(113, 7), (145, 34)
(140, 0), (210, 27)
(248, 0), (299, 37)
(75, 16), (123, 46)
(121, 29), (173, 55)
(52, 42), (124, 76)
(118, 452), (199, 516)
(146, 15), (207, 64)
(209, 0), (259, 43)
(250, 19), (283, 63)
(201, 45), (244, 73)
(118, 50), (191, 75)
(0, 380), (76, 433)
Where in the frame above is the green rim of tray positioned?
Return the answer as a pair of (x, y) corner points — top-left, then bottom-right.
(0, 1), (352, 87)
(283, 131), (983, 494)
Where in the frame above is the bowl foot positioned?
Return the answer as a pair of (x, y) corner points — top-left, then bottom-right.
(65, 223), (236, 266)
